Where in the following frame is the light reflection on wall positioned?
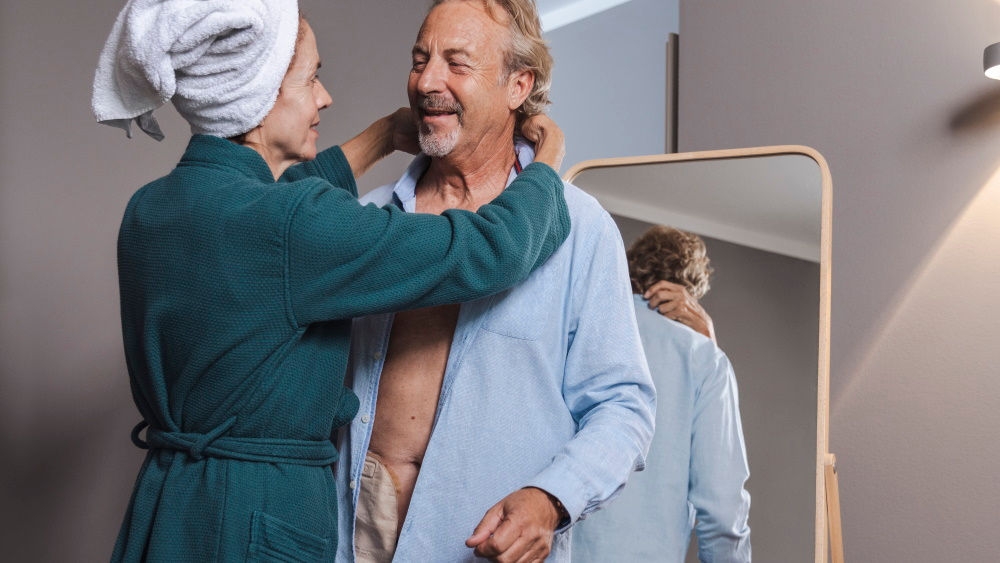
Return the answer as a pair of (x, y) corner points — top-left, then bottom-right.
(836, 165), (1000, 404)
(832, 164), (1000, 559)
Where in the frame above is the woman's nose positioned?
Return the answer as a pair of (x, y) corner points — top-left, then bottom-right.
(317, 80), (333, 110)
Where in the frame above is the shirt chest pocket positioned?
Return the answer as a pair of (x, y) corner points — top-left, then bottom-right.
(480, 265), (559, 341)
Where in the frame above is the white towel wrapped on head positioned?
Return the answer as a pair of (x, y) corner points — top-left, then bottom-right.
(92, 0), (299, 140)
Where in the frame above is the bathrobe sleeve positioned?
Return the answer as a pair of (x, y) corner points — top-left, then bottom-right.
(280, 149), (572, 324)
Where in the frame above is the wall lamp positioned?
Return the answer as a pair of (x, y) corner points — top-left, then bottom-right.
(985, 42), (1000, 79)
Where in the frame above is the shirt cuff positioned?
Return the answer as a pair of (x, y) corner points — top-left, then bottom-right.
(525, 468), (591, 531)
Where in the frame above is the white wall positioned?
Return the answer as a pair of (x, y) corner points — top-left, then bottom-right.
(546, 0), (679, 170)
(679, 1), (1000, 560)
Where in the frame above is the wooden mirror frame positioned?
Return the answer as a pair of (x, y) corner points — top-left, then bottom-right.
(563, 146), (838, 563)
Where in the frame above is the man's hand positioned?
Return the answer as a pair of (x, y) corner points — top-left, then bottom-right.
(644, 280), (717, 342)
(465, 487), (561, 562)
(520, 114), (565, 172)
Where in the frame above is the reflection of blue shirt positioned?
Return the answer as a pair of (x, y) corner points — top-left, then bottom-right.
(573, 294), (751, 562)
(334, 142), (656, 562)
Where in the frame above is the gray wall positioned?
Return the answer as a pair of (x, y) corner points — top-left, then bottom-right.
(680, 1), (1000, 560)
(546, 0), (679, 170)
(616, 215), (819, 562)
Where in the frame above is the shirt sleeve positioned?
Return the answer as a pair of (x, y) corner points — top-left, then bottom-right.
(283, 157), (571, 324)
(524, 211), (656, 525)
(690, 349), (752, 561)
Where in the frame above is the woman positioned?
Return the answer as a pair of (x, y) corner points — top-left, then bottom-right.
(93, 1), (570, 560)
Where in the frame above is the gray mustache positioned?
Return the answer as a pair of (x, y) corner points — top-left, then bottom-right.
(419, 95), (463, 116)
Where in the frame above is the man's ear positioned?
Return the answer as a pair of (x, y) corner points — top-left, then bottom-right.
(506, 69), (535, 112)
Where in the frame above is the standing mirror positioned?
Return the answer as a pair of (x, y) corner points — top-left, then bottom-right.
(564, 146), (834, 562)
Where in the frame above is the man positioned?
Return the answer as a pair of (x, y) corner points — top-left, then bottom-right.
(334, 1), (655, 561)
(573, 225), (751, 562)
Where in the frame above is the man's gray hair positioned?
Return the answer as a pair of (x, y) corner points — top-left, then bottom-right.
(430, 0), (553, 121)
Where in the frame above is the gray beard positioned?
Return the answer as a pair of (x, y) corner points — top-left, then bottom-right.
(418, 125), (460, 158)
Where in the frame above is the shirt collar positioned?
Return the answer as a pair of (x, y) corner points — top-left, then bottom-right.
(389, 137), (537, 212)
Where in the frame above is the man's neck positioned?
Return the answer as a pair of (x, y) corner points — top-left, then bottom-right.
(415, 134), (518, 214)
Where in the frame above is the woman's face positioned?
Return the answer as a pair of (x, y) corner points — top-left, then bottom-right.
(251, 21), (332, 176)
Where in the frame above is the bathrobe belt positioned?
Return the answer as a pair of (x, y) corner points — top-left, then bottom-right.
(130, 418), (339, 466)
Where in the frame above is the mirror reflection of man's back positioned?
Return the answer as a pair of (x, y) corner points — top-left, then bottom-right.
(573, 225), (752, 562)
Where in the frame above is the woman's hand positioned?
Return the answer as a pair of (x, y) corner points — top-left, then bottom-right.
(342, 108), (419, 178)
(389, 107), (420, 155)
(644, 280), (717, 342)
(520, 114), (565, 172)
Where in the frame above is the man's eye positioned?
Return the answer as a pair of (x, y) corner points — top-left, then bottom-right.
(412, 60), (427, 71)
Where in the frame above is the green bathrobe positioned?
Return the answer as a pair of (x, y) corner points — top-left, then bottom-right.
(112, 134), (569, 562)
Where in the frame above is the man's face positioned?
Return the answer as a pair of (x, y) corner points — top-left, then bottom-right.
(408, 1), (522, 159)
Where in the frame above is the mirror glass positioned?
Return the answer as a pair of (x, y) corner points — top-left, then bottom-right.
(565, 148), (830, 562)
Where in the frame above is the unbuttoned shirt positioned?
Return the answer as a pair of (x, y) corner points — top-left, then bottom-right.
(334, 142), (656, 562)
(572, 294), (751, 562)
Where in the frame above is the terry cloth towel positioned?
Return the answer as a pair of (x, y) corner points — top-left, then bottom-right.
(92, 0), (299, 141)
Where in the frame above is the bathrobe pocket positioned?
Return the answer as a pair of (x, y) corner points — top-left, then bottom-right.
(247, 510), (330, 562)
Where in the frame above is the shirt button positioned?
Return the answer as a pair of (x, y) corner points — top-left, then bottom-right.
(373, 352), (383, 360)
(361, 414), (370, 424)
(349, 479), (357, 490)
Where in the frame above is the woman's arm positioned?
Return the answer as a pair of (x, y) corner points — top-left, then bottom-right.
(283, 164), (571, 324)
(286, 110), (567, 184)
(280, 109), (416, 189)
(339, 108), (418, 178)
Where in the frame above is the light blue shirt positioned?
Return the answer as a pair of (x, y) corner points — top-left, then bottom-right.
(572, 294), (751, 562)
(334, 142), (656, 562)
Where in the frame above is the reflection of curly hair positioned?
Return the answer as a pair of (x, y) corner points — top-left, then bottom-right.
(626, 225), (713, 299)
